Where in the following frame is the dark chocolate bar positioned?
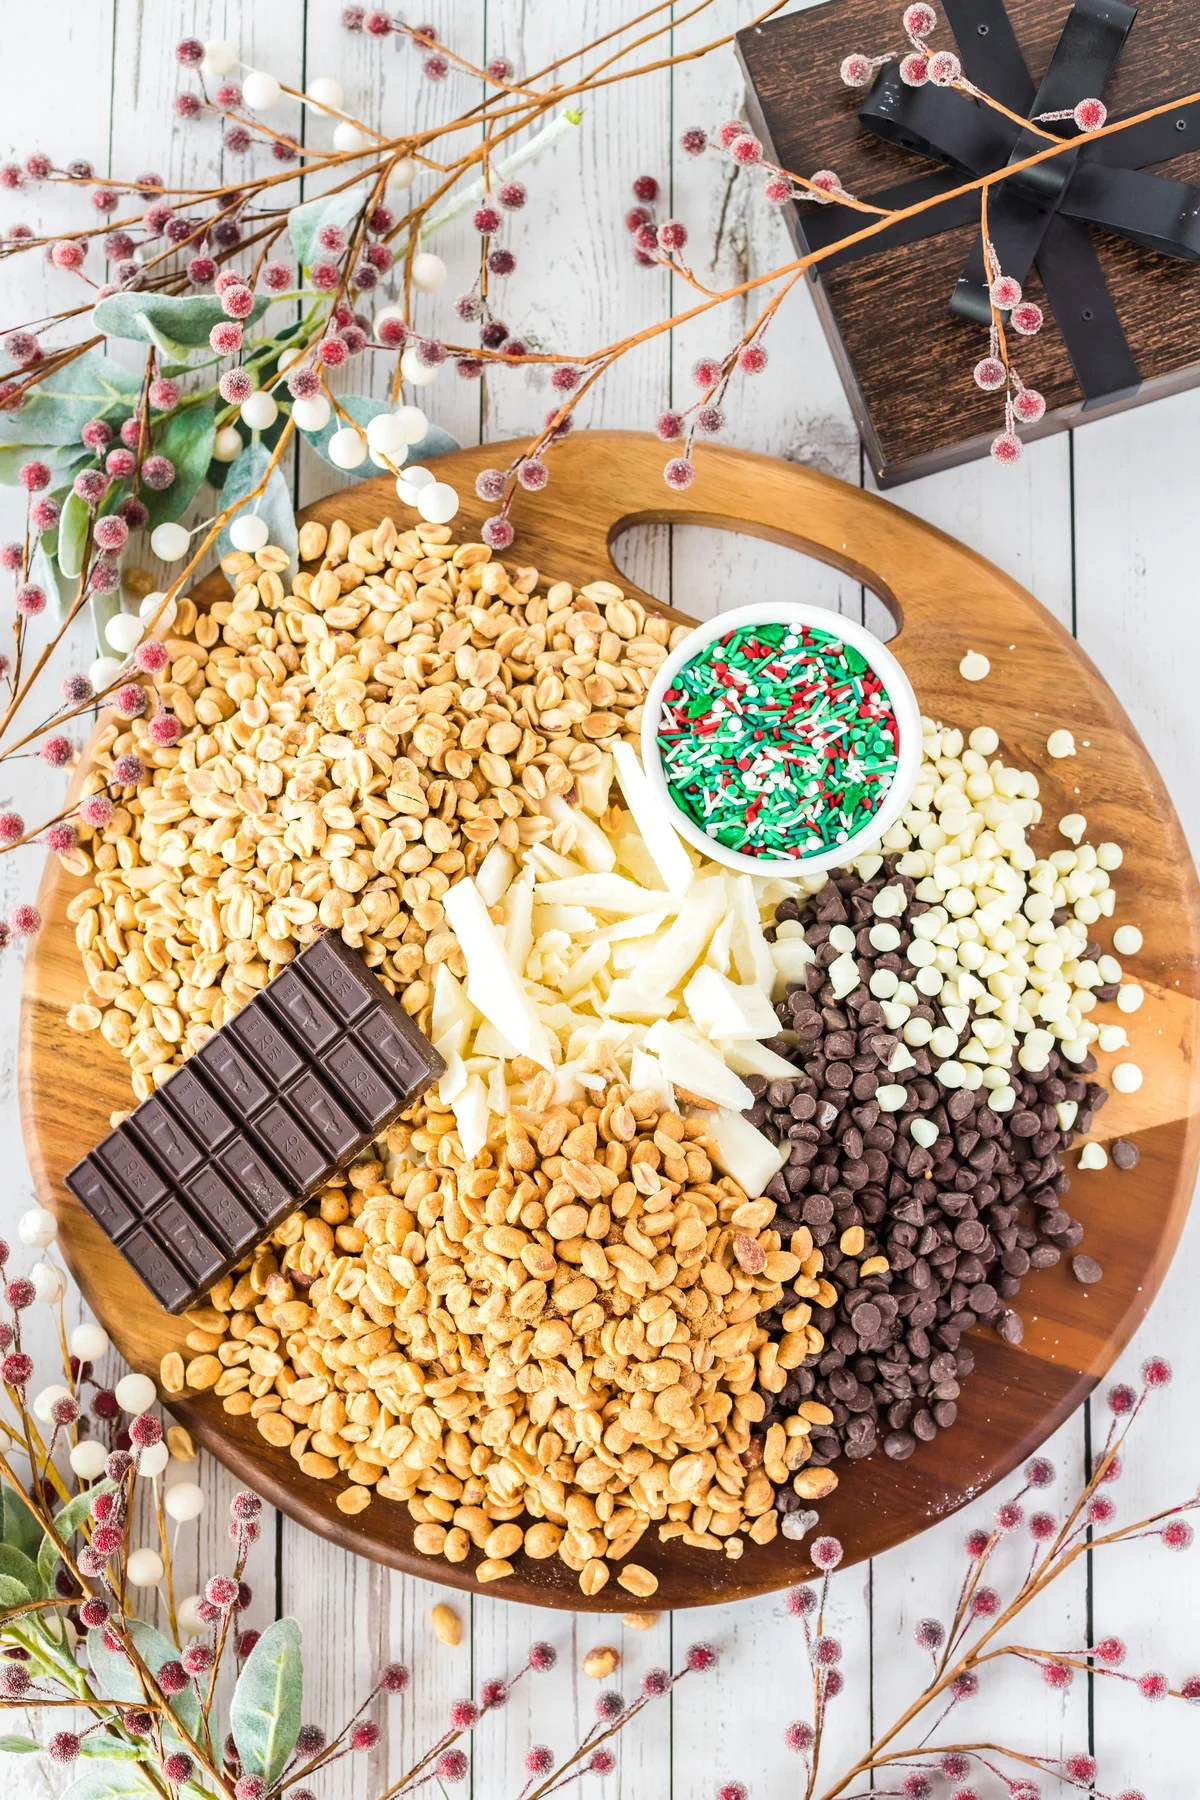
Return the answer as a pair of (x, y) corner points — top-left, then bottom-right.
(66, 935), (444, 1314)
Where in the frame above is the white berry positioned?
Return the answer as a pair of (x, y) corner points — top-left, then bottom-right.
(416, 481), (459, 525)
(1112, 925), (1142, 956)
(410, 251), (447, 292)
(202, 40), (239, 76)
(240, 390), (278, 432)
(150, 522), (190, 563)
(137, 1441), (170, 1478)
(165, 1482), (205, 1522)
(278, 347), (305, 371)
(306, 76), (344, 111)
(126, 1547), (165, 1587)
(1046, 729), (1076, 758)
(88, 655), (124, 689)
(31, 1260), (63, 1303)
(18, 1206), (56, 1248)
(212, 424), (244, 462)
(69, 1439), (109, 1480)
(70, 1321), (110, 1361)
(139, 592), (177, 630)
(366, 411), (411, 454)
(178, 1593), (206, 1635)
(105, 612), (144, 655)
(114, 1372), (157, 1414)
(328, 427), (368, 470)
(958, 650), (990, 681)
(400, 345), (440, 387)
(394, 404), (429, 444)
(291, 394), (331, 432)
(386, 157), (416, 191)
(1111, 1061), (1143, 1093)
(333, 121), (371, 154)
(32, 1384), (71, 1423)
(396, 465), (436, 505)
(241, 70), (281, 112)
(229, 514), (270, 553)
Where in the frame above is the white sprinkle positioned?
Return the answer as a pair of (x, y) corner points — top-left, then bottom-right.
(959, 650), (990, 682)
(1113, 925), (1143, 956)
(1111, 1061), (1142, 1093)
(1046, 729), (1076, 759)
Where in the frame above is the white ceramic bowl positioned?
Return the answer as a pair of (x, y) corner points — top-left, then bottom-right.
(640, 601), (922, 878)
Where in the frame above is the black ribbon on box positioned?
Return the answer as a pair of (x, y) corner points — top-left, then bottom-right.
(798, 0), (1200, 408)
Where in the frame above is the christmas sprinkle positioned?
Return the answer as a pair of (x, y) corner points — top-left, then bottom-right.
(656, 622), (900, 858)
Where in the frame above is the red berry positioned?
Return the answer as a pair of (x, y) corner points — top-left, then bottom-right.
(350, 1721), (380, 1752)
(1143, 1356), (1172, 1387)
(692, 356), (722, 388)
(990, 430), (1023, 467)
(664, 457), (695, 490)
(448, 1699), (478, 1729)
(1043, 1660), (1073, 1689)
(681, 127), (708, 154)
(809, 169), (843, 201)
(739, 343), (768, 374)
(486, 57), (514, 84)
(221, 284), (255, 320)
(1010, 301), (1043, 336)
(498, 181), (526, 210)
(785, 1719), (814, 1752)
(19, 459), (51, 491)
(717, 119), (748, 147)
(730, 135), (763, 165)
(437, 1749), (468, 1783)
(989, 274), (1022, 309)
(839, 52), (874, 87)
(928, 50), (961, 85)
(176, 37), (204, 65)
(50, 242), (85, 271)
(900, 53), (929, 85)
(632, 175), (659, 203)
(655, 410), (684, 441)
(1162, 1518), (1193, 1550)
(1029, 1511), (1056, 1541)
(625, 206), (651, 234)
(1138, 1669), (1169, 1701)
(524, 1747), (553, 1776)
(903, 4), (937, 36)
(1012, 388), (1045, 425)
(473, 204), (502, 235)
(1108, 1382), (1137, 1415)
(482, 516), (514, 551)
(517, 458), (548, 492)
(1074, 97), (1107, 131)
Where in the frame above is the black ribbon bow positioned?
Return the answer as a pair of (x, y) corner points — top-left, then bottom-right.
(800, 0), (1200, 406)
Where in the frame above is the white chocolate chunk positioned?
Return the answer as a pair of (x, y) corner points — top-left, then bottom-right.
(696, 1105), (786, 1196)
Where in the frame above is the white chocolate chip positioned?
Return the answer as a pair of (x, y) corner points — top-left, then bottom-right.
(868, 923), (901, 952)
(935, 1060), (966, 1088)
(1055, 1101), (1078, 1130)
(1078, 1142), (1108, 1170)
(1046, 729), (1076, 759)
(1097, 1024), (1127, 1052)
(1116, 984), (1143, 1014)
(1096, 842), (1123, 870)
(868, 968), (899, 999)
(1112, 925), (1143, 956)
(968, 725), (999, 754)
(875, 1084), (908, 1112)
(909, 1117), (939, 1148)
(828, 953), (860, 1000)
(988, 1084), (1016, 1112)
(828, 924), (856, 955)
(1058, 813), (1086, 844)
(1111, 1061), (1142, 1093)
(959, 650), (990, 682)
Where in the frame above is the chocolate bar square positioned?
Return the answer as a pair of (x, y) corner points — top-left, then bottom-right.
(65, 935), (444, 1314)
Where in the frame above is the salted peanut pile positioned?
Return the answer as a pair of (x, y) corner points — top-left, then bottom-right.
(65, 519), (688, 1101)
(169, 1078), (829, 1595)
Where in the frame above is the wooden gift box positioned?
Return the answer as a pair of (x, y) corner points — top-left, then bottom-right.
(737, 0), (1200, 485)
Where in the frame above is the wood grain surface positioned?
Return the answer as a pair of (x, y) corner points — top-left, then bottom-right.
(19, 430), (1200, 1611)
(739, 0), (1200, 484)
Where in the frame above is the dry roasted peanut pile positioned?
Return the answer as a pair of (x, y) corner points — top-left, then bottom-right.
(65, 520), (688, 1102)
(168, 1079), (836, 1595)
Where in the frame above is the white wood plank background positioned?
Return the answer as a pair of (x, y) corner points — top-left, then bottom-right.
(1, 3), (1197, 1795)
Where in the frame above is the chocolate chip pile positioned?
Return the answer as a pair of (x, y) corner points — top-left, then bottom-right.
(745, 860), (1108, 1473)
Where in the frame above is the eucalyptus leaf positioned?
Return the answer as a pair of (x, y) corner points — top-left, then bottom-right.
(0, 443), (90, 485)
(143, 403), (216, 531)
(0, 1544), (43, 1600)
(0, 351), (139, 452)
(93, 292), (269, 348)
(0, 1576), (30, 1609)
(299, 394), (460, 480)
(77, 1739), (149, 1761)
(288, 182), (371, 269)
(60, 1770), (159, 1800)
(57, 490), (91, 582)
(216, 443), (298, 578)
(38, 1481), (114, 1589)
(90, 586), (123, 659)
(30, 538), (75, 621)
(1, 1486), (42, 1562)
(0, 1736), (39, 1754)
(86, 1623), (201, 1739)
(230, 1617), (303, 1785)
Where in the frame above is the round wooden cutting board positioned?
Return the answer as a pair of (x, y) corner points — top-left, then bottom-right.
(20, 432), (1200, 1611)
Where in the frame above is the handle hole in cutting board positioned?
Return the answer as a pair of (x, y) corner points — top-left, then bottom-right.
(609, 523), (897, 641)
